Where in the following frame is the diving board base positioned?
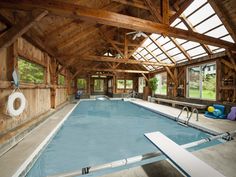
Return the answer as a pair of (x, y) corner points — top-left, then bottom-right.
(145, 132), (225, 177)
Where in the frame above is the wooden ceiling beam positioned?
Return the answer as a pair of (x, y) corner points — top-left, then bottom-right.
(67, 55), (174, 67)
(170, 0), (194, 24)
(149, 36), (176, 64)
(1, 0), (236, 50)
(170, 37), (192, 61)
(99, 29), (124, 57)
(162, 0), (169, 25)
(112, 0), (149, 10)
(0, 10), (48, 51)
(144, 0), (163, 22)
(180, 15), (213, 55)
(80, 68), (149, 73)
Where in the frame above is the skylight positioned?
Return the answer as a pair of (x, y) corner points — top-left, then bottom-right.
(132, 0), (235, 71)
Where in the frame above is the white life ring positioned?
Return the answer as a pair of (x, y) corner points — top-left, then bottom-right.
(7, 92), (26, 117)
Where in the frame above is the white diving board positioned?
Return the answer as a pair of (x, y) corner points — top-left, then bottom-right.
(145, 132), (225, 177)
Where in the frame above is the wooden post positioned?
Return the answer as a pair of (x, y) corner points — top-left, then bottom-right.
(216, 59), (222, 101)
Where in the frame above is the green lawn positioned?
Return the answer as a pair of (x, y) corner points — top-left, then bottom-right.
(189, 89), (216, 100)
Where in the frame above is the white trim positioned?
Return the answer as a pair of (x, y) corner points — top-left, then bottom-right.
(12, 102), (80, 177)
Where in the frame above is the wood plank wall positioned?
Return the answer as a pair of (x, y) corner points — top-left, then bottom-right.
(0, 37), (74, 138)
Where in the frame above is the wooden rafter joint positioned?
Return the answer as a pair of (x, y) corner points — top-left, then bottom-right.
(0, 9), (48, 51)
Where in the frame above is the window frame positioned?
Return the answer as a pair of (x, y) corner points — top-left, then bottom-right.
(17, 57), (46, 84)
(125, 80), (133, 90)
(155, 72), (167, 95)
(117, 79), (125, 89)
(186, 62), (217, 101)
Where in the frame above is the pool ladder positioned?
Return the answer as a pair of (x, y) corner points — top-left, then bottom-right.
(176, 106), (199, 126)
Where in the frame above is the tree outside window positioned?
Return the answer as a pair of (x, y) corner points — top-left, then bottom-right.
(155, 72), (167, 95)
(117, 80), (125, 89)
(126, 80), (133, 89)
(18, 58), (45, 84)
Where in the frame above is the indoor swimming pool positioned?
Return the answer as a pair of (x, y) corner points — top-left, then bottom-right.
(26, 100), (221, 177)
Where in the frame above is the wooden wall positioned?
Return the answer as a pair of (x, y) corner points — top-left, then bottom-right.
(0, 37), (74, 149)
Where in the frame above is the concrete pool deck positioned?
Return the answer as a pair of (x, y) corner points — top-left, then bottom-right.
(0, 99), (236, 177)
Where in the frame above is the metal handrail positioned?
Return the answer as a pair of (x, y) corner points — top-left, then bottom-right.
(176, 106), (189, 122)
(186, 108), (199, 125)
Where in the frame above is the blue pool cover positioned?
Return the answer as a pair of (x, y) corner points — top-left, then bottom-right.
(27, 100), (220, 177)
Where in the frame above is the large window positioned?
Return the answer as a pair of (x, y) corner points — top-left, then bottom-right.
(94, 79), (104, 92)
(58, 74), (65, 85)
(187, 63), (216, 100)
(117, 80), (125, 89)
(18, 58), (45, 84)
(126, 80), (133, 89)
(77, 79), (86, 90)
(155, 72), (167, 95)
(138, 77), (146, 93)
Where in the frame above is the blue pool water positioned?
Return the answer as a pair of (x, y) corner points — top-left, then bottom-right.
(27, 100), (220, 177)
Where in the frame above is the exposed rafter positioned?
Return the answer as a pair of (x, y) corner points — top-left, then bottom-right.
(0, 10), (48, 51)
(1, 0), (235, 50)
(180, 15), (213, 55)
(162, 0), (169, 25)
(79, 68), (149, 73)
(63, 55), (175, 67)
(170, 37), (192, 61)
(149, 36), (176, 64)
(111, 0), (149, 10)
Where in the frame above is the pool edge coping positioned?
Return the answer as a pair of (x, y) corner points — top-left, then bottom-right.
(12, 101), (80, 177)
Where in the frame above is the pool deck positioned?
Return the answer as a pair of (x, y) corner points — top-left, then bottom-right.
(0, 99), (236, 177)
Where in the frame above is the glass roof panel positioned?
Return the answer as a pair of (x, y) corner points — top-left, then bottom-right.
(150, 33), (161, 40)
(146, 43), (158, 51)
(187, 46), (206, 57)
(152, 48), (162, 56)
(171, 18), (181, 27)
(139, 49), (148, 56)
(158, 53), (168, 60)
(181, 41), (200, 50)
(192, 53), (208, 59)
(175, 38), (187, 44)
(212, 48), (225, 53)
(157, 36), (170, 45)
(205, 25), (228, 38)
(183, 0), (207, 17)
(195, 15), (221, 34)
(173, 53), (186, 61)
(142, 38), (152, 47)
(207, 45), (219, 51)
(145, 54), (153, 60)
(221, 35), (234, 43)
(168, 48), (181, 56)
(175, 22), (188, 30)
(187, 4), (214, 26)
(150, 58), (157, 62)
(162, 41), (175, 51)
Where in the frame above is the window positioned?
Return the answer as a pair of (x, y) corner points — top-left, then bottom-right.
(187, 63), (216, 100)
(126, 80), (133, 89)
(155, 72), (167, 95)
(18, 58), (45, 84)
(138, 77), (146, 93)
(117, 80), (125, 89)
(94, 79), (104, 92)
(77, 79), (86, 90)
(58, 74), (65, 85)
